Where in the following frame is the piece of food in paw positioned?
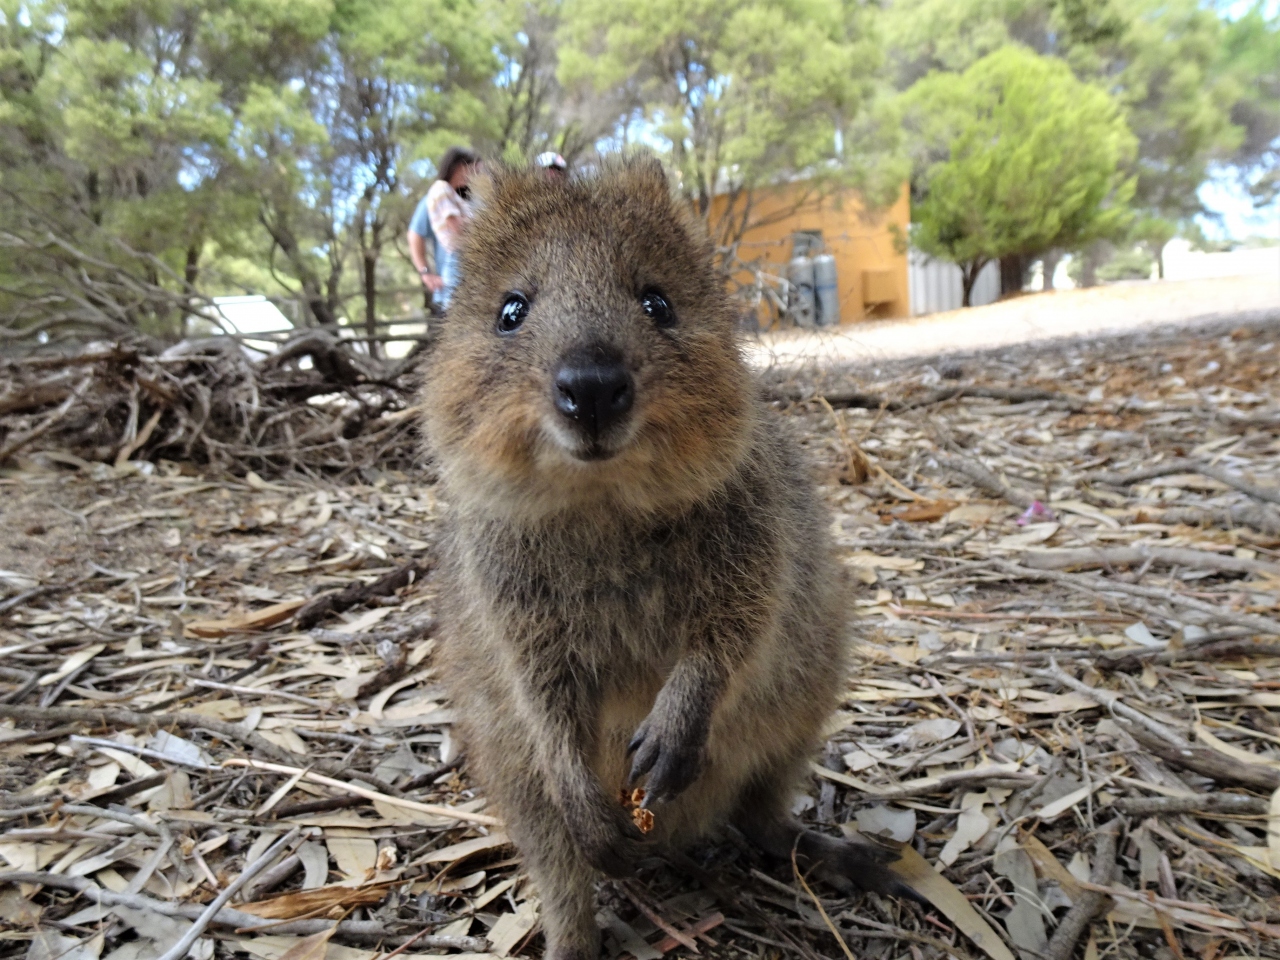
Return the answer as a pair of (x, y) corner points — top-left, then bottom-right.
(619, 787), (655, 833)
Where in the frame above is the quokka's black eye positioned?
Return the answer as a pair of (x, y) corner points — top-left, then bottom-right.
(497, 292), (529, 334)
(641, 289), (676, 328)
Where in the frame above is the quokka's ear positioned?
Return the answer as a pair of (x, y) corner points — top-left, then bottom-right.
(598, 152), (713, 259)
(609, 153), (673, 203)
(469, 162), (533, 210)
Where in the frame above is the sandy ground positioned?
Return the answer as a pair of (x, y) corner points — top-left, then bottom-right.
(747, 274), (1280, 370)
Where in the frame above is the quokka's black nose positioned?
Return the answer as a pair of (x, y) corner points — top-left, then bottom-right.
(553, 361), (634, 438)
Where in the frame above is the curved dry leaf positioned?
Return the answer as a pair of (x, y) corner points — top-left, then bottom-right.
(274, 926), (337, 960)
(239, 883), (389, 920)
(888, 842), (1015, 960)
(184, 599), (306, 638)
(39, 644), (106, 687)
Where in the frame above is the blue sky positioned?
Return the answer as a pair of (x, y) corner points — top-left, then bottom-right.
(1199, 173), (1279, 242)
(1205, 1), (1280, 241)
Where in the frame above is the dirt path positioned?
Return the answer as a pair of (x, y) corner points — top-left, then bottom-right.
(748, 274), (1280, 370)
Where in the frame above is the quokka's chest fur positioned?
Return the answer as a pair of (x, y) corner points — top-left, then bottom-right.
(451, 462), (782, 666)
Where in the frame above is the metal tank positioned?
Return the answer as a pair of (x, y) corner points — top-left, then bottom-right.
(813, 253), (840, 326)
(787, 255), (816, 328)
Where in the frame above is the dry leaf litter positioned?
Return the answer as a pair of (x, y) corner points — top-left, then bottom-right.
(4, 315), (1280, 960)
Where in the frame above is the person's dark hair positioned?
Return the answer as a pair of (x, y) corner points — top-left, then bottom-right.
(438, 146), (478, 183)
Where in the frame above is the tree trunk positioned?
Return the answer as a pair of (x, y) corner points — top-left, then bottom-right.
(308, 294), (337, 328)
(1080, 241), (1108, 288)
(999, 254), (1027, 297)
(86, 171), (102, 225)
(961, 262), (979, 307)
(184, 244), (200, 289)
(260, 212), (339, 328)
(363, 252), (380, 361)
(182, 243), (201, 338)
(1081, 253), (1098, 288)
(1041, 250), (1062, 292)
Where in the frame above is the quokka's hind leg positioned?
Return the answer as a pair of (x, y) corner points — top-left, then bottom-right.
(731, 773), (920, 902)
(476, 757), (603, 959)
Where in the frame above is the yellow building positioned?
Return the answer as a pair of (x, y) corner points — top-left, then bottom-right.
(712, 182), (911, 326)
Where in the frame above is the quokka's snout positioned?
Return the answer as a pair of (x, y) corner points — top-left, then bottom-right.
(549, 343), (635, 459)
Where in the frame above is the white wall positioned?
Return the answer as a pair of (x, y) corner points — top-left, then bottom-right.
(908, 249), (1000, 316)
(1163, 239), (1279, 282)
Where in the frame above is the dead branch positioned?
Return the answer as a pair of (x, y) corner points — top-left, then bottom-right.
(1123, 722), (1280, 791)
(0, 380), (74, 416)
(0, 376), (90, 463)
(998, 562), (1280, 637)
(1112, 795), (1267, 817)
(1043, 819), (1122, 960)
(1017, 545), (1280, 577)
(764, 384), (1083, 412)
(295, 561), (426, 630)
(1102, 635), (1280, 671)
(0, 703), (403, 796)
(1145, 503), (1280, 537)
(1026, 659), (1190, 747)
(0, 333), (422, 477)
(1095, 458), (1280, 506)
(933, 453), (1038, 508)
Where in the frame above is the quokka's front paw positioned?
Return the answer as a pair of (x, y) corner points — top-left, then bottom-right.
(562, 790), (645, 878)
(626, 708), (707, 806)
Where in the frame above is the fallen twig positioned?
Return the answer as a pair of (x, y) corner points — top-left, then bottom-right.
(1043, 819), (1121, 960)
(766, 384), (1082, 412)
(997, 562), (1280, 637)
(0, 375), (90, 463)
(1112, 794), (1267, 817)
(1026, 659), (1190, 747)
(933, 453), (1037, 509)
(1123, 723), (1280, 791)
(155, 827), (300, 960)
(1095, 458), (1280, 506)
(792, 848), (856, 960)
(1145, 503), (1280, 536)
(0, 703), (404, 796)
(295, 561), (425, 630)
(222, 758), (501, 825)
(812, 761), (1037, 799)
(1018, 545), (1280, 577)
(0, 871), (490, 948)
(620, 881), (700, 953)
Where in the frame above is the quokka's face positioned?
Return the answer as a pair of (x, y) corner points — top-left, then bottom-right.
(422, 158), (753, 519)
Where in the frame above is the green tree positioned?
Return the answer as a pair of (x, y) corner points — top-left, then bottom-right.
(903, 46), (1136, 305)
(227, 0), (501, 337)
(0, 0), (332, 337)
(1114, 0), (1244, 220)
(481, 0), (624, 165)
(557, 0), (905, 266)
(1, 0), (508, 340)
(229, 80), (345, 327)
(1220, 1), (1280, 208)
(885, 0), (1250, 237)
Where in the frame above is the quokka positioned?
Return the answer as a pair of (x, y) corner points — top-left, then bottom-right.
(420, 157), (908, 959)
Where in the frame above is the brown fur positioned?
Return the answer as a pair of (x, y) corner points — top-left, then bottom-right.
(420, 157), (904, 959)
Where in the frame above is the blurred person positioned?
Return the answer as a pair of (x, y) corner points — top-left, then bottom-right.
(536, 151), (567, 179)
(408, 147), (479, 310)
